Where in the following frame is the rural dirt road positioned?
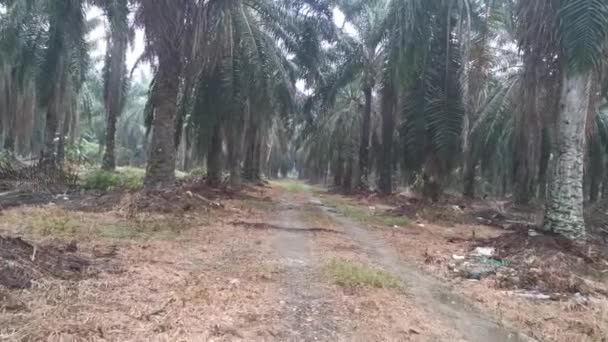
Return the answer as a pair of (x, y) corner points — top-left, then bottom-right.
(263, 183), (531, 342)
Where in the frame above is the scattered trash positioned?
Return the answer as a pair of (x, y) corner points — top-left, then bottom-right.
(308, 199), (322, 206)
(450, 205), (464, 213)
(528, 229), (540, 237)
(506, 290), (552, 300)
(393, 225), (399, 229)
(460, 263), (498, 280)
(417, 223), (425, 228)
(54, 194), (69, 201)
(573, 292), (588, 305)
(475, 216), (491, 224)
(479, 257), (505, 267)
(229, 278), (240, 288)
(449, 247), (507, 280)
(471, 247), (496, 257)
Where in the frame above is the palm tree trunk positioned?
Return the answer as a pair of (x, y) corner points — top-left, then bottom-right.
(514, 52), (542, 205)
(543, 71), (592, 241)
(56, 105), (71, 167)
(461, 107), (475, 198)
(378, 84), (395, 195)
(602, 169), (608, 200)
(227, 121), (245, 187)
(243, 123), (258, 182)
(343, 156), (353, 193)
(3, 80), (17, 153)
(102, 26), (127, 171)
(358, 86), (372, 189)
(589, 170), (601, 203)
(3, 115), (16, 154)
(43, 91), (60, 163)
(102, 111), (118, 170)
(207, 121), (223, 187)
(334, 147), (344, 187)
(462, 150), (476, 198)
(253, 134), (262, 180)
(144, 59), (180, 188)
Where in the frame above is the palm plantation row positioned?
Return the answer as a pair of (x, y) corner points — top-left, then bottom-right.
(1, 0), (608, 242)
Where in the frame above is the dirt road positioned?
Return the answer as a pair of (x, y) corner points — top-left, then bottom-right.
(264, 183), (531, 342)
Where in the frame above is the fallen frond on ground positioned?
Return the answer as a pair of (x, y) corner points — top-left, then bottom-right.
(231, 220), (343, 234)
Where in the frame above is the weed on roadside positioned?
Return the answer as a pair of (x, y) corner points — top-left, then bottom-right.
(326, 259), (402, 289)
(4, 206), (192, 241)
(322, 197), (410, 228)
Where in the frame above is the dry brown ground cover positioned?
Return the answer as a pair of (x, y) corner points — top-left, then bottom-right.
(2, 180), (606, 341)
(317, 188), (608, 341)
(0, 182), (461, 341)
(0, 184), (288, 341)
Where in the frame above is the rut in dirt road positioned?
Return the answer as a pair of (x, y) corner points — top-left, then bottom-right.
(271, 195), (341, 341)
(314, 196), (535, 342)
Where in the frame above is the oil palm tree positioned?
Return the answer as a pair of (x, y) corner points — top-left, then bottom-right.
(312, 0), (386, 189)
(138, 0), (332, 188)
(378, 0), (470, 196)
(93, 0), (130, 171)
(135, 0), (191, 187)
(0, 0), (89, 164)
(543, 0), (608, 240)
(299, 83), (363, 190)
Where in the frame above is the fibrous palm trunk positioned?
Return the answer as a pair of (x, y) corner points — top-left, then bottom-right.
(207, 121), (223, 187)
(227, 120), (245, 187)
(102, 104), (118, 170)
(144, 57), (180, 188)
(252, 135), (262, 180)
(102, 30), (127, 171)
(358, 86), (372, 189)
(543, 71), (592, 241)
(243, 123), (259, 182)
(42, 79), (62, 164)
(462, 148), (476, 198)
(343, 156), (353, 193)
(334, 147), (344, 187)
(514, 52), (542, 205)
(378, 84), (395, 195)
(3, 93), (16, 153)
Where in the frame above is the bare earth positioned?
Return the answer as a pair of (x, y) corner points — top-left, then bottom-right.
(0, 180), (606, 341)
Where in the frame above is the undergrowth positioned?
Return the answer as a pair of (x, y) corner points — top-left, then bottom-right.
(9, 207), (189, 241)
(80, 167), (145, 191)
(322, 196), (410, 227)
(275, 179), (312, 193)
(326, 259), (402, 289)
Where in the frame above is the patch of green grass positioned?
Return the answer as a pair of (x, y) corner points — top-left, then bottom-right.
(322, 196), (410, 227)
(21, 207), (188, 241)
(326, 259), (402, 289)
(175, 170), (189, 179)
(187, 167), (207, 178)
(274, 180), (313, 193)
(374, 214), (411, 227)
(80, 167), (145, 191)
